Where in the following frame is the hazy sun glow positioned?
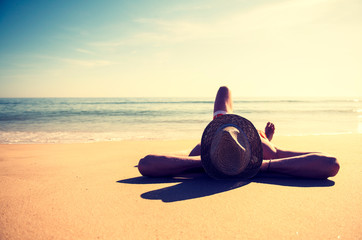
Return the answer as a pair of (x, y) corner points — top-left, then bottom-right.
(0, 0), (361, 98)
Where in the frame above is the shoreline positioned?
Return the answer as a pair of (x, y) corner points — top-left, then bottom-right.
(1, 132), (360, 145)
(1, 134), (361, 239)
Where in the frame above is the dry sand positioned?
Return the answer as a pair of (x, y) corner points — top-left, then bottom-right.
(0, 134), (361, 240)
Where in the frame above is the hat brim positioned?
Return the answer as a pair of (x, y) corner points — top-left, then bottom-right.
(201, 114), (263, 179)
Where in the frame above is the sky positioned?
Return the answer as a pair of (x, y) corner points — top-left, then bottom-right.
(0, 0), (361, 98)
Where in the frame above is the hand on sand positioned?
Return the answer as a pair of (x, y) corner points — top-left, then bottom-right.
(265, 122), (275, 141)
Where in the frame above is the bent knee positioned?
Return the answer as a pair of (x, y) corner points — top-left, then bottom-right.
(218, 86), (230, 93)
(261, 138), (278, 159)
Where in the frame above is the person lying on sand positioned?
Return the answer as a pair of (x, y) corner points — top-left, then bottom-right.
(138, 86), (340, 179)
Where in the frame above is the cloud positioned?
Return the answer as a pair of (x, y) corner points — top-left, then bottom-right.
(133, 18), (211, 40)
(59, 58), (112, 67)
(91, 0), (359, 50)
(166, 3), (213, 13)
(88, 40), (126, 48)
(37, 55), (114, 67)
(86, 0), (362, 78)
(75, 48), (94, 55)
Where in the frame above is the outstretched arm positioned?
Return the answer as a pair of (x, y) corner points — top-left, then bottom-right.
(138, 154), (202, 177)
(138, 153), (339, 179)
(259, 153), (339, 179)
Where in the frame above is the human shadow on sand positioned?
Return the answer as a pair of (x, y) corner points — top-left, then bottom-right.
(117, 173), (335, 203)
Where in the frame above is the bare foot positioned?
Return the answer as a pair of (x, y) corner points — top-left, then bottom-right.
(265, 122), (275, 141)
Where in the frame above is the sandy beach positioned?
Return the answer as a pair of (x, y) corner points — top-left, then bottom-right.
(0, 134), (361, 240)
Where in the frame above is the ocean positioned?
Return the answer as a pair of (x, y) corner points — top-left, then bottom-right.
(0, 97), (361, 144)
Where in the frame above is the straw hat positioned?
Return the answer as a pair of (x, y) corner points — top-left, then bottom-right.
(201, 114), (263, 179)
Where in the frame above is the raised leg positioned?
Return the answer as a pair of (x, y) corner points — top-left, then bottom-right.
(189, 86), (233, 157)
(213, 86), (233, 115)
